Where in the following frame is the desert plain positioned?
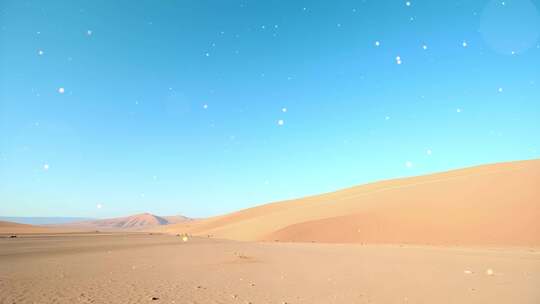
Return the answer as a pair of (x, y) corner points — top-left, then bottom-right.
(1, 159), (539, 303)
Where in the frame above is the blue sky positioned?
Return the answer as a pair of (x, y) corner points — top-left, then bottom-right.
(1, 0), (539, 218)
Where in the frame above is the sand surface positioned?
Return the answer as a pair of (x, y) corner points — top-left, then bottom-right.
(0, 221), (85, 235)
(165, 159), (540, 246)
(1, 233), (539, 304)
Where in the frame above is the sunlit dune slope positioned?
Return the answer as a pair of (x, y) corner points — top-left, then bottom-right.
(164, 159), (540, 246)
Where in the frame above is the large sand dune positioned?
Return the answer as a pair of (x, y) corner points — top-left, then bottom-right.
(165, 159), (540, 246)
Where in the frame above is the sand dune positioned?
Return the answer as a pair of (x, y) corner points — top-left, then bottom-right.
(0, 220), (79, 235)
(56, 213), (191, 231)
(165, 159), (540, 246)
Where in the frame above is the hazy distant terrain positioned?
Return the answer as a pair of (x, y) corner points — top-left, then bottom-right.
(0, 217), (94, 225)
(51, 213), (192, 231)
(0, 221), (82, 234)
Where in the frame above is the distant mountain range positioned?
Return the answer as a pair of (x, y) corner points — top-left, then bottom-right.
(1, 213), (192, 231)
(50, 213), (192, 231)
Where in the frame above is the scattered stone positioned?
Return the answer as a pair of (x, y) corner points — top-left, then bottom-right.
(486, 269), (494, 276)
(464, 270), (473, 275)
(151, 296), (159, 300)
(9, 235), (17, 238)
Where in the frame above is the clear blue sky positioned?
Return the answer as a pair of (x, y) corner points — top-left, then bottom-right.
(1, 0), (539, 218)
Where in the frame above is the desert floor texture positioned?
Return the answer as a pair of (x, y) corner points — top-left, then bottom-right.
(1, 233), (539, 304)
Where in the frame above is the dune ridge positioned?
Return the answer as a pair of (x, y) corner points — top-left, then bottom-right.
(0, 220), (80, 234)
(165, 159), (540, 246)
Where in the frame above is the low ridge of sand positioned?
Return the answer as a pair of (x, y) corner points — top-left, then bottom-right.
(165, 159), (540, 246)
(0, 220), (82, 235)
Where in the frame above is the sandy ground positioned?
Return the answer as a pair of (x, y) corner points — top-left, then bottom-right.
(1, 233), (539, 304)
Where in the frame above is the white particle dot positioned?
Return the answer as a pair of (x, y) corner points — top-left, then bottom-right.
(462, 41), (468, 48)
(86, 30), (92, 36)
(498, 87), (503, 93)
(96, 203), (102, 209)
(405, 161), (413, 168)
(374, 41), (380, 47)
(203, 104), (208, 109)
(38, 50), (44, 55)
(58, 87), (65, 94)
(277, 119), (284, 126)
(456, 108), (462, 113)
(43, 163), (49, 171)
(426, 149), (432, 155)
(422, 44), (428, 50)
(205, 52), (210, 57)
(406, 1), (411, 6)
(282, 107), (287, 113)
(385, 116), (390, 120)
